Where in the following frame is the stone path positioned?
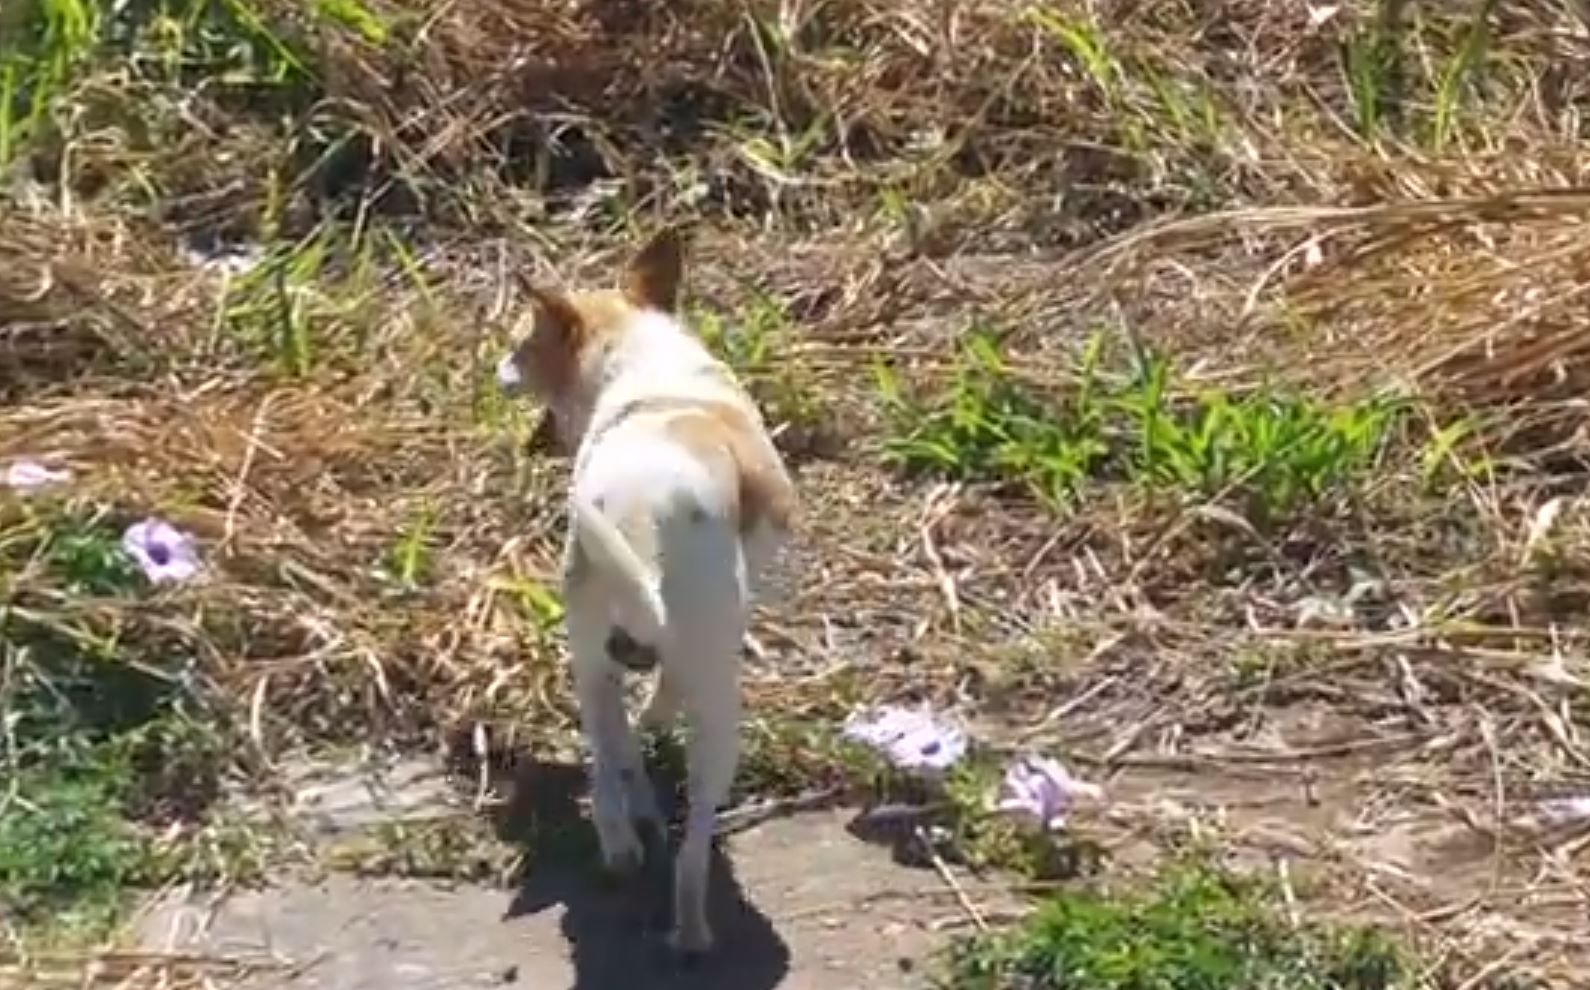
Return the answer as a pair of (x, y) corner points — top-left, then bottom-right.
(139, 805), (985, 990)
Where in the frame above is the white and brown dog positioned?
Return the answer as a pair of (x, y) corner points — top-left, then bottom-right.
(496, 228), (795, 956)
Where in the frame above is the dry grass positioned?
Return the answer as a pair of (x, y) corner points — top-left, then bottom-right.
(6, 0), (1590, 985)
(0, 949), (286, 990)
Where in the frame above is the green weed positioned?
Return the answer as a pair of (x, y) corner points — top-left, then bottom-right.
(729, 113), (831, 188)
(735, 714), (871, 801)
(323, 818), (518, 882)
(312, 0), (390, 46)
(736, 712), (1104, 882)
(0, 751), (158, 937)
(1139, 62), (1225, 146)
(220, 227), (393, 376)
(882, 332), (1404, 520)
(0, 718), (259, 943)
(491, 576), (566, 638)
(0, 0), (100, 163)
(1028, 9), (1122, 103)
(381, 500), (437, 591)
(5, 625), (180, 765)
(878, 330), (1110, 507)
(43, 523), (143, 597)
(0, 0), (358, 164)
(1025, 8), (1226, 159)
(1430, 0), (1498, 151)
(1341, 0), (1410, 140)
(1118, 354), (1403, 519)
(1418, 414), (1492, 490)
(942, 859), (1409, 990)
(937, 759), (1101, 881)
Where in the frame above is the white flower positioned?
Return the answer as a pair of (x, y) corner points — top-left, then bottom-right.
(994, 754), (1103, 832)
(1540, 796), (1590, 826)
(4, 459), (71, 492)
(496, 352), (524, 392)
(843, 704), (968, 774)
(181, 243), (264, 276)
(121, 518), (201, 584)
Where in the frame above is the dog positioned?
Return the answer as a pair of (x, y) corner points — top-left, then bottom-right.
(495, 228), (796, 957)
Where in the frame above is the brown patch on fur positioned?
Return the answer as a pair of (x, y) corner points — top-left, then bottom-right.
(509, 289), (640, 414)
(657, 402), (796, 536)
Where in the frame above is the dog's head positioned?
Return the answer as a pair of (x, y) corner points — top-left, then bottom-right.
(496, 227), (684, 451)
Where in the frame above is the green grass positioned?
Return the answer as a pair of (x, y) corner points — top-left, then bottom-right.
(0, 709), (264, 941)
(942, 859), (1409, 990)
(0, 0), (351, 165)
(0, 504), (257, 943)
(1430, 0), (1499, 151)
(0, 755), (158, 937)
(321, 817), (520, 882)
(879, 331), (1405, 521)
(380, 500), (438, 592)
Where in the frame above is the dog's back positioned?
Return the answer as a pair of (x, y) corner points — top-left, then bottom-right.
(566, 331), (793, 676)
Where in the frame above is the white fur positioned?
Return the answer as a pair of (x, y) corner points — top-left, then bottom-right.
(557, 307), (788, 955)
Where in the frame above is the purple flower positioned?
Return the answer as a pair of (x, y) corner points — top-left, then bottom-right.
(121, 518), (201, 585)
(3, 459), (71, 492)
(843, 704), (968, 774)
(994, 754), (1102, 832)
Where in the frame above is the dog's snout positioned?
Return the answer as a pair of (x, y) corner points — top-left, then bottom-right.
(496, 352), (524, 393)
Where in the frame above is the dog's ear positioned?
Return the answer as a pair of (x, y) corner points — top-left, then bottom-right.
(528, 286), (581, 336)
(622, 227), (684, 313)
(511, 285), (587, 398)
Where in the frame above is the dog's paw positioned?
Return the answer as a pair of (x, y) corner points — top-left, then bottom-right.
(667, 921), (714, 962)
(598, 845), (645, 882)
(594, 817), (646, 878)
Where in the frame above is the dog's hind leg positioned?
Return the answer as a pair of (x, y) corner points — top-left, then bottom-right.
(668, 644), (741, 958)
(567, 590), (653, 875)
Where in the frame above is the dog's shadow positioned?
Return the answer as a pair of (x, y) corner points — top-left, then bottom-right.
(473, 748), (791, 990)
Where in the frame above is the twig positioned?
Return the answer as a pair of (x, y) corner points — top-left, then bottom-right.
(715, 786), (845, 835)
(914, 825), (988, 934)
(221, 390), (283, 553)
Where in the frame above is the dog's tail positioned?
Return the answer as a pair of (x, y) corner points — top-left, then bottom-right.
(571, 496), (668, 645)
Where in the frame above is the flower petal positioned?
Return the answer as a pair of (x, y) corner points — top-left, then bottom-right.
(122, 518), (201, 585)
(845, 704), (967, 773)
(1540, 796), (1590, 826)
(4, 459), (71, 492)
(994, 753), (1102, 831)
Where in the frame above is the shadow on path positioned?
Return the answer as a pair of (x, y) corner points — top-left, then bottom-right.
(479, 752), (792, 990)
